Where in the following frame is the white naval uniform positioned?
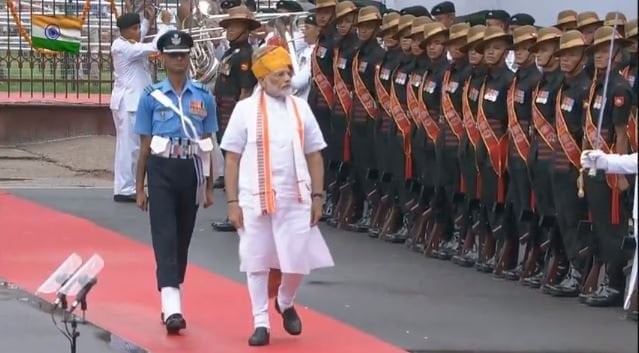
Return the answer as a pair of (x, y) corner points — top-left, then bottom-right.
(262, 30), (307, 58)
(109, 20), (171, 196)
(291, 44), (314, 100)
(220, 87), (334, 328)
(601, 153), (638, 310)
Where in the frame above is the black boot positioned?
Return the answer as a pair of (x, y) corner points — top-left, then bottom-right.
(275, 299), (302, 335)
(213, 176), (224, 189)
(585, 274), (624, 307)
(321, 192), (337, 222)
(503, 264), (523, 281)
(164, 313), (186, 335)
(348, 200), (373, 233)
(522, 270), (544, 288)
(548, 266), (582, 297)
(248, 327), (270, 346)
(385, 213), (410, 243)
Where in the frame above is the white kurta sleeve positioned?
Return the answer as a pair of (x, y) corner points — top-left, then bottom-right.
(220, 104), (247, 154)
(298, 99), (327, 154)
(604, 153), (638, 174)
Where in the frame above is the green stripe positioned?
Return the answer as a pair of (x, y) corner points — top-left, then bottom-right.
(32, 37), (80, 54)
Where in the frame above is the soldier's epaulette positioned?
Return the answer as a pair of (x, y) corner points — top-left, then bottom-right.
(143, 84), (155, 96)
(192, 81), (212, 95)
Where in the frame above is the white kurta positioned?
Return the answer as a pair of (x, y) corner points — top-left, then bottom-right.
(601, 153), (638, 310)
(220, 88), (335, 274)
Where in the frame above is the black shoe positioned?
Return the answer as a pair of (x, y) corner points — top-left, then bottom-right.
(626, 311), (638, 321)
(213, 177), (225, 189)
(585, 285), (623, 307)
(248, 327), (270, 346)
(275, 299), (302, 335)
(503, 265), (523, 281)
(476, 256), (495, 273)
(347, 202), (373, 232)
(212, 219), (236, 232)
(548, 267), (582, 297)
(384, 214), (409, 243)
(113, 194), (136, 203)
(522, 271), (543, 288)
(164, 313), (186, 334)
(368, 227), (381, 238)
(435, 239), (458, 260)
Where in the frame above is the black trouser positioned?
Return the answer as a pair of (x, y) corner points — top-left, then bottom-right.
(477, 144), (508, 232)
(551, 167), (588, 264)
(529, 158), (555, 218)
(584, 170), (630, 289)
(508, 156), (531, 239)
(459, 138), (480, 232)
(351, 120), (377, 194)
(147, 155), (199, 290)
(436, 145), (460, 224)
(390, 132), (410, 208)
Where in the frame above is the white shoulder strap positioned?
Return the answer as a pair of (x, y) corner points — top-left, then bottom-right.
(150, 89), (198, 141)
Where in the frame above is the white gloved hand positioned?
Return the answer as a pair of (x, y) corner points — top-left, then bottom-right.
(580, 149), (608, 170)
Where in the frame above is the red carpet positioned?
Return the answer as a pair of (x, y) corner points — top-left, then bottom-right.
(0, 191), (405, 353)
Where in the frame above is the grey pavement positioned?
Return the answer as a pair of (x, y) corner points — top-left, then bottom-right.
(7, 188), (638, 353)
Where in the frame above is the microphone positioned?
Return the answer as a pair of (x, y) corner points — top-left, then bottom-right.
(70, 277), (98, 312)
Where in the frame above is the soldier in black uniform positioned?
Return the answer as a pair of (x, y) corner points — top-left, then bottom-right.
(500, 25), (542, 280)
(430, 23), (471, 260)
(575, 11), (604, 77)
(371, 13), (417, 239)
(384, 15), (432, 244)
(526, 27), (565, 290)
(451, 24), (487, 267)
(555, 10), (578, 32)
(211, 5), (259, 232)
(326, 0), (360, 228)
(368, 12), (404, 237)
(473, 25), (514, 275)
(346, 6), (385, 232)
(546, 30), (592, 297)
(309, 0), (338, 218)
(581, 26), (633, 307)
(415, 22), (452, 255)
(622, 19), (637, 153)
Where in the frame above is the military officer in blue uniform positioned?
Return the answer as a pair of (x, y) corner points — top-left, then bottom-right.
(135, 30), (218, 335)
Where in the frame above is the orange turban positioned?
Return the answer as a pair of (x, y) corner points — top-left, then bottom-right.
(251, 46), (293, 80)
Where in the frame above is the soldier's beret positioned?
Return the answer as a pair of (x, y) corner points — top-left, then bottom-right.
(276, 0), (303, 12)
(400, 5), (430, 18)
(485, 9), (511, 24)
(116, 13), (141, 30)
(220, 0), (240, 10)
(510, 13), (535, 26)
(157, 30), (194, 53)
(305, 14), (318, 25)
(431, 1), (455, 16)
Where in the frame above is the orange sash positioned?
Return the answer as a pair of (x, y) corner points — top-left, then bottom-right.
(311, 46), (335, 107)
(621, 66), (638, 152)
(352, 53), (377, 119)
(532, 84), (556, 150)
(441, 70), (464, 140)
(407, 73), (440, 141)
(333, 49), (353, 115)
(374, 65), (394, 118)
(390, 80), (414, 179)
(477, 82), (509, 203)
(584, 86), (620, 224)
(257, 93), (304, 215)
(554, 87), (582, 169)
(462, 79), (481, 148)
(506, 78), (531, 162)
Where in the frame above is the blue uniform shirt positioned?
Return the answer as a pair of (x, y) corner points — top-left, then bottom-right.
(135, 79), (218, 138)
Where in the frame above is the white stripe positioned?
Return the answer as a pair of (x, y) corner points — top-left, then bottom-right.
(32, 24), (81, 43)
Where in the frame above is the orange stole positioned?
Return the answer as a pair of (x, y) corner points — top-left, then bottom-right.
(462, 79), (482, 148)
(506, 78), (531, 162)
(476, 82), (508, 203)
(333, 49), (353, 161)
(441, 70), (465, 140)
(584, 87), (621, 225)
(621, 66), (638, 152)
(311, 46), (335, 107)
(406, 72), (440, 141)
(390, 78), (414, 179)
(532, 84), (557, 151)
(554, 87), (583, 169)
(352, 53), (378, 119)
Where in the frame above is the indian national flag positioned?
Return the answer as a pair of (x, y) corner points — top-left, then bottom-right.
(31, 15), (82, 54)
